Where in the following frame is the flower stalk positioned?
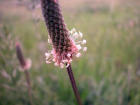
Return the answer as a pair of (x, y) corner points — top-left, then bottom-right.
(66, 64), (83, 105)
(16, 42), (33, 105)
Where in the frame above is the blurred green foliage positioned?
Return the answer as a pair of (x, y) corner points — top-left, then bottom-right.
(0, 0), (140, 105)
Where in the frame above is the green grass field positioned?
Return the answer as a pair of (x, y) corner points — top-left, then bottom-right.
(0, 0), (140, 105)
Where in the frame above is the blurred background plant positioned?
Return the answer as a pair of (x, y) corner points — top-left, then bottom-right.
(0, 0), (140, 105)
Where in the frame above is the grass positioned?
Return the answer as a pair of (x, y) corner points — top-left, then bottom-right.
(0, 0), (140, 105)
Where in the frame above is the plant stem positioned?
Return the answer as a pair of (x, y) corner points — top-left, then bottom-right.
(24, 70), (33, 105)
(16, 42), (33, 105)
(66, 64), (83, 105)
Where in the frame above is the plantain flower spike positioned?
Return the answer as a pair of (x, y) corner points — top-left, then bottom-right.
(40, 0), (87, 68)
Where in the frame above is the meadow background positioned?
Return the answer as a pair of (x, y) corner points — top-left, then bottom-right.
(0, 0), (140, 105)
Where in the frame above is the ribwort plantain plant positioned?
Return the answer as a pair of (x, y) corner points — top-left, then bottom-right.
(15, 42), (33, 105)
(40, 0), (87, 105)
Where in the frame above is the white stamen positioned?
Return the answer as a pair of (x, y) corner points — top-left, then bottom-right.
(83, 47), (87, 52)
(66, 63), (70, 68)
(46, 61), (51, 64)
(71, 28), (76, 33)
(60, 63), (64, 68)
(76, 45), (82, 50)
(45, 53), (51, 59)
(76, 53), (81, 58)
(69, 59), (72, 62)
(67, 53), (71, 57)
(54, 63), (59, 66)
(46, 57), (49, 60)
(53, 58), (56, 62)
(63, 60), (68, 63)
(82, 40), (86, 44)
(73, 32), (78, 37)
(51, 50), (54, 54)
(79, 32), (83, 38)
(48, 39), (51, 44)
(45, 53), (50, 57)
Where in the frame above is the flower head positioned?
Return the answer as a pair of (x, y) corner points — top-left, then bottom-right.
(16, 42), (32, 71)
(41, 0), (87, 68)
(45, 28), (87, 68)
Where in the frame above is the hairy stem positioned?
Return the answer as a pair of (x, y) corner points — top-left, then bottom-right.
(66, 64), (83, 105)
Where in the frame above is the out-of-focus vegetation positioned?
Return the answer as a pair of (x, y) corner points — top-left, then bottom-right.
(0, 0), (140, 105)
